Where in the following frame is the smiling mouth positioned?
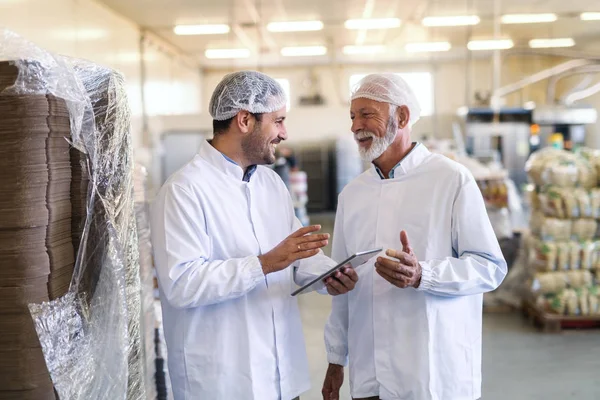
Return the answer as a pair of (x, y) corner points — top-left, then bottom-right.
(356, 137), (373, 147)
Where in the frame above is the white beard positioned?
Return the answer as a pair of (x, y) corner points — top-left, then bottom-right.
(355, 117), (398, 162)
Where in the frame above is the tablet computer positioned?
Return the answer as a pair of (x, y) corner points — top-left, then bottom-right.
(291, 248), (383, 296)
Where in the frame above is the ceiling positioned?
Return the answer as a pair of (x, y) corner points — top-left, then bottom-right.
(99, 0), (600, 68)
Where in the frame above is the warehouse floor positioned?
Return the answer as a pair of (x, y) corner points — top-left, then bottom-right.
(298, 214), (600, 400)
(298, 293), (600, 400)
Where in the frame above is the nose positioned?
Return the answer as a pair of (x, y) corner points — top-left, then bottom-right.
(351, 118), (362, 134)
(279, 125), (288, 141)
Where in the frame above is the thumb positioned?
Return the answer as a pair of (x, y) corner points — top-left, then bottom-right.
(400, 230), (412, 253)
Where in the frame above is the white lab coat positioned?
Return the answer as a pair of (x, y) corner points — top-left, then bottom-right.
(151, 140), (336, 400)
(325, 144), (507, 400)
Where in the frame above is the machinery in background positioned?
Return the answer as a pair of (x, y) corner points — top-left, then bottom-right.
(463, 108), (532, 190)
(532, 105), (597, 151)
(461, 105), (598, 190)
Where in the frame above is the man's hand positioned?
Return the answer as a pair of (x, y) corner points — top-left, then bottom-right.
(258, 225), (329, 275)
(322, 363), (344, 400)
(324, 266), (359, 295)
(375, 230), (422, 288)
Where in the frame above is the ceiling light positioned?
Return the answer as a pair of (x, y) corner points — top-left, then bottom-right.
(281, 46), (327, 57)
(501, 13), (557, 24)
(529, 38), (575, 48)
(467, 39), (514, 51)
(267, 20), (324, 32)
(342, 45), (386, 55)
(581, 12), (600, 21)
(405, 41), (452, 53)
(422, 15), (480, 27)
(174, 24), (230, 35)
(344, 18), (401, 30)
(204, 48), (250, 59)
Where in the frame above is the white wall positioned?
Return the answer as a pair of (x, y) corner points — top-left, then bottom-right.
(0, 0), (202, 159)
(197, 54), (600, 145)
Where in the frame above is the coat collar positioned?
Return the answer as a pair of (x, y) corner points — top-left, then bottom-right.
(372, 143), (430, 179)
(198, 140), (257, 182)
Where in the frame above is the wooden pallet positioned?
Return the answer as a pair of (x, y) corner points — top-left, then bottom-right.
(522, 300), (600, 333)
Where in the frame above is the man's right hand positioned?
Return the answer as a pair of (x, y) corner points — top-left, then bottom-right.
(258, 225), (329, 275)
(322, 363), (344, 400)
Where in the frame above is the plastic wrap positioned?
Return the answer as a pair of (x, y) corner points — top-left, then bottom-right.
(71, 59), (144, 400)
(525, 148), (596, 188)
(133, 165), (157, 400)
(1, 29), (140, 400)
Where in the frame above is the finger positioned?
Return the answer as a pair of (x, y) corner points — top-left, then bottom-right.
(333, 270), (355, 289)
(342, 267), (359, 282)
(376, 264), (409, 287)
(400, 230), (412, 253)
(290, 225), (321, 238)
(326, 283), (341, 296)
(375, 257), (400, 272)
(386, 248), (402, 260)
(297, 233), (330, 243)
(375, 266), (401, 286)
(385, 250), (413, 265)
(326, 277), (347, 294)
(294, 249), (320, 260)
(376, 258), (414, 277)
(297, 240), (328, 252)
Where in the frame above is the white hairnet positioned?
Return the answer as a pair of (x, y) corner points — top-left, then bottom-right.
(351, 73), (422, 126)
(209, 70), (287, 121)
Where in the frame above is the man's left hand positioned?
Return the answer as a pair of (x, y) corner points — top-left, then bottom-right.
(325, 266), (359, 295)
(375, 230), (422, 289)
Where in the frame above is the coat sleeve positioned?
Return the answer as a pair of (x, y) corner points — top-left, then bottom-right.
(416, 178), (508, 297)
(324, 197), (350, 366)
(151, 184), (265, 309)
(287, 183), (337, 291)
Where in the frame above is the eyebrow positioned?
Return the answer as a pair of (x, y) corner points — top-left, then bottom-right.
(352, 107), (375, 113)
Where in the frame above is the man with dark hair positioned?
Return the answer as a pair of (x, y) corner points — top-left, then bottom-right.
(151, 71), (358, 400)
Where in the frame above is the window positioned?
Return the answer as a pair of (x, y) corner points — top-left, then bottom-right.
(275, 78), (291, 111)
(349, 72), (434, 116)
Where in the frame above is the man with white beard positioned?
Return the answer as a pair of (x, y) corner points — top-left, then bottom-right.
(321, 73), (507, 400)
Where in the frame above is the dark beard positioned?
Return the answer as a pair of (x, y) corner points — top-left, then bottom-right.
(241, 122), (276, 165)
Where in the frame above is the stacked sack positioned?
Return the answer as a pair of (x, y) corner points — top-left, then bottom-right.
(526, 148), (600, 316)
(0, 60), (74, 399)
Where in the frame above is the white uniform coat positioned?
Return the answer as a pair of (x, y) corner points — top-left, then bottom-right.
(325, 144), (507, 400)
(151, 140), (336, 400)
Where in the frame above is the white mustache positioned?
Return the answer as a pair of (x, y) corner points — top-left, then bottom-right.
(354, 131), (376, 140)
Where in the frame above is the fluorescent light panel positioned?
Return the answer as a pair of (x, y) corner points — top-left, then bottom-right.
(405, 41), (451, 53)
(342, 45), (386, 55)
(467, 39), (514, 51)
(529, 38), (575, 48)
(422, 15), (480, 27)
(281, 46), (327, 56)
(581, 12), (600, 21)
(174, 24), (230, 35)
(501, 13), (557, 24)
(205, 48), (250, 59)
(267, 20), (324, 32)
(345, 18), (401, 30)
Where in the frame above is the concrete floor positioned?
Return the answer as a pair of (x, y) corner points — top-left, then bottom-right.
(298, 293), (600, 400)
(297, 214), (600, 400)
